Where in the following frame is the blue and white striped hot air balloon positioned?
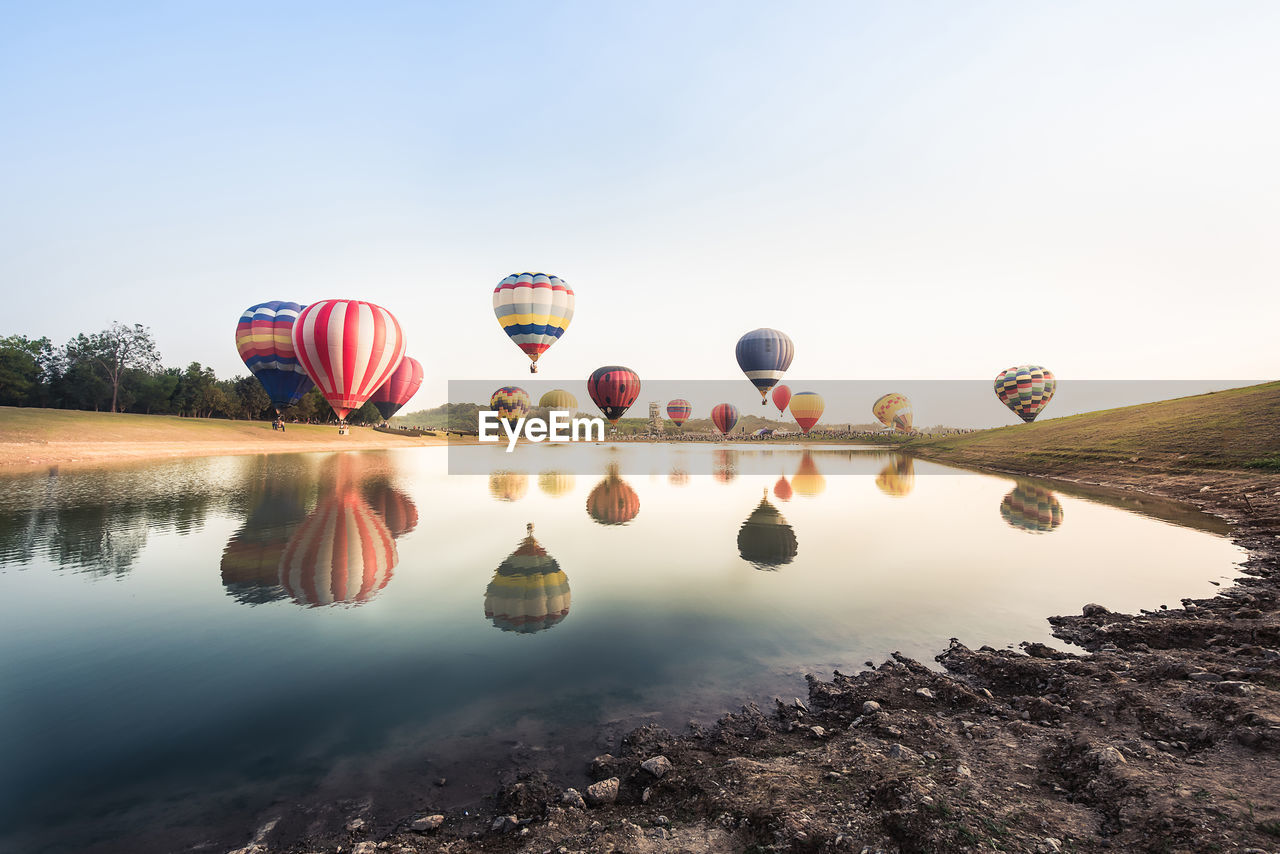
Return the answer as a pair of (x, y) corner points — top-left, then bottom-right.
(735, 328), (795, 405)
(493, 273), (574, 373)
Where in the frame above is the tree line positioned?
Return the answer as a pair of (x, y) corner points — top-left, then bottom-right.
(0, 322), (383, 424)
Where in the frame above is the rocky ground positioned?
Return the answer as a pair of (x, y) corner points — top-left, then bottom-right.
(230, 467), (1280, 854)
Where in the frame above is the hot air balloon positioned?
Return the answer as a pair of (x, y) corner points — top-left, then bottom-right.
(493, 273), (574, 373)
(711, 403), (740, 435)
(792, 450), (826, 497)
(713, 447), (737, 483)
(666, 399), (692, 428)
(220, 481), (307, 605)
(586, 466), (640, 525)
(737, 492), (798, 570)
(773, 476), (793, 501)
(789, 392), (824, 434)
(1000, 484), (1064, 533)
(234, 301), (315, 413)
(484, 524), (571, 633)
(489, 471), (529, 502)
(771, 385), (792, 415)
(291, 299), (407, 425)
(994, 365), (1056, 423)
(872, 393), (913, 432)
(736, 328), (795, 405)
(362, 482), (420, 537)
(490, 387), (531, 424)
(669, 469), (689, 487)
(370, 357), (424, 421)
(539, 389), (578, 411)
(278, 489), (398, 606)
(587, 366), (640, 425)
(537, 471), (575, 497)
(875, 456), (916, 498)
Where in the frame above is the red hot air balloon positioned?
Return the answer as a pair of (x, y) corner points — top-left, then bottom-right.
(587, 366), (640, 425)
(291, 299), (407, 424)
(711, 403), (740, 435)
(666, 399), (692, 428)
(278, 489), (398, 606)
(771, 385), (791, 415)
(773, 476), (793, 501)
(370, 356), (424, 421)
(586, 466), (640, 525)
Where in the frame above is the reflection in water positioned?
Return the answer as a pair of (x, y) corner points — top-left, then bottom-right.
(489, 471), (529, 502)
(713, 448), (738, 484)
(875, 456), (916, 498)
(737, 491), (798, 571)
(279, 489), (399, 606)
(363, 482), (419, 537)
(668, 469), (689, 487)
(220, 484), (306, 605)
(537, 471), (575, 497)
(773, 476), (792, 501)
(484, 523), (571, 633)
(791, 450), (826, 497)
(1000, 484), (1064, 533)
(586, 466), (640, 525)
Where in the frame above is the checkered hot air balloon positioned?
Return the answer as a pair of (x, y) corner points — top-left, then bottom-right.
(291, 299), (406, 423)
(1000, 484), (1064, 533)
(370, 356), (424, 421)
(666, 399), (692, 428)
(994, 365), (1056, 423)
(711, 403), (739, 436)
(493, 273), (575, 374)
(587, 366), (640, 425)
(735, 328), (795, 405)
(484, 524), (571, 633)
(875, 456), (915, 498)
(872, 393), (914, 432)
(788, 392), (824, 434)
(490, 387), (531, 424)
(234, 301), (315, 413)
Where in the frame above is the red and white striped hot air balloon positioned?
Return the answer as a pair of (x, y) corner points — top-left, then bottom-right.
(291, 299), (406, 424)
(278, 490), (398, 606)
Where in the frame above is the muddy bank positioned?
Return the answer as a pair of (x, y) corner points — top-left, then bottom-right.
(228, 465), (1280, 854)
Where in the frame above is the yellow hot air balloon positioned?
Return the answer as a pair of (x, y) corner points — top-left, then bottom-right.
(789, 392), (824, 434)
(539, 389), (578, 411)
(484, 524), (571, 633)
(537, 471), (576, 497)
(872, 393), (913, 432)
(875, 456), (915, 497)
(489, 471), (529, 502)
(791, 450), (826, 497)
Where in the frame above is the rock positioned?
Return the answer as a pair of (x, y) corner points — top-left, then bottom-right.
(561, 788), (587, 809)
(590, 753), (618, 779)
(956, 764), (972, 777)
(585, 777), (620, 806)
(1199, 485), (1211, 492)
(641, 786), (653, 803)
(1188, 671), (1222, 682)
(1082, 603), (1109, 617)
(793, 697), (809, 712)
(352, 844), (378, 854)
(888, 743), (918, 761)
(640, 755), (672, 778)
(1213, 680), (1256, 695)
(491, 814), (518, 833)
(810, 726), (827, 738)
(655, 815), (670, 826)
(914, 687), (935, 700)
(410, 815), (444, 832)
(1039, 839), (1062, 853)
(861, 700), (882, 714)
(435, 777), (447, 786)
(1088, 746), (1127, 767)
(345, 818), (366, 832)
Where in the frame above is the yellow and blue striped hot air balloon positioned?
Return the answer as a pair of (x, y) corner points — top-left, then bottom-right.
(484, 524), (571, 633)
(493, 273), (574, 374)
(490, 386), (531, 424)
(735, 328), (795, 404)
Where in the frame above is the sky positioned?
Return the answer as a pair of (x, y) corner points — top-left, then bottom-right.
(2, 0), (1278, 416)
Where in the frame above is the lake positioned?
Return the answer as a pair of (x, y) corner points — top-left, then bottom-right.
(0, 445), (1243, 853)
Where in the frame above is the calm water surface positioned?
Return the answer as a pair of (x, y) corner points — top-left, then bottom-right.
(0, 445), (1242, 853)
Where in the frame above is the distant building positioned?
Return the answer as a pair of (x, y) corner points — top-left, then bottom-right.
(648, 401), (664, 433)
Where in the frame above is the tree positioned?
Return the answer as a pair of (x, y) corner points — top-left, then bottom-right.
(232, 376), (271, 420)
(0, 335), (53, 406)
(71, 323), (161, 413)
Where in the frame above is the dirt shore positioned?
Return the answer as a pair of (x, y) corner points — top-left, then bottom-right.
(214, 456), (1279, 854)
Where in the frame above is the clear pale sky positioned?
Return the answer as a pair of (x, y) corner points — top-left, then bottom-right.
(3, 1), (1277, 411)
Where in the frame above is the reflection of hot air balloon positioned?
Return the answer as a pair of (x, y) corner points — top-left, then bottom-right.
(587, 366), (640, 425)
(669, 469), (689, 486)
(493, 273), (574, 374)
(235, 301), (316, 413)
(713, 448), (737, 483)
(278, 490), (398, 606)
(994, 365), (1056, 423)
(773, 476), (793, 501)
(771, 385), (791, 415)
(371, 357), (425, 421)
(587, 467), (640, 525)
(537, 471), (575, 497)
(489, 471), (529, 502)
(792, 450), (826, 497)
(872, 393), (913, 432)
(1000, 484), (1064, 532)
(875, 456), (916, 497)
(737, 492), (798, 570)
(490, 387), (531, 423)
(736, 328), (795, 404)
(539, 389), (578, 411)
(362, 482), (420, 537)
(484, 524), (571, 633)
(711, 403), (740, 435)
(221, 484), (307, 605)
(789, 392), (824, 434)
(666, 399), (692, 427)
(291, 299), (407, 423)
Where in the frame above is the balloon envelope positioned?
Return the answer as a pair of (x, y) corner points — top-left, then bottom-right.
(872, 393), (914, 432)
(537, 471), (575, 497)
(666, 399), (692, 427)
(773, 476), (793, 501)
(737, 494), (798, 570)
(493, 273), (574, 370)
(278, 490), (397, 606)
(586, 469), (640, 525)
(587, 366), (640, 424)
(488, 471), (529, 502)
(484, 524), (571, 633)
(235, 301), (315, 412)
(789, 392), (825, 434)
(539, 389), (578, 411)
(1000, 484), (1064, 532)
(291, 299), (407, 421)
(994, 365), (1056, 423)
(792, 450), (826, 497)
(735, 328), (795, 403)
(371, 356), (424, 421)
(771, 384), (792, 414)
(711, 403), (740, 435)
(362, 482), (420, 537)
(490, 386), (531, 423)
(875, 456), (916, 497)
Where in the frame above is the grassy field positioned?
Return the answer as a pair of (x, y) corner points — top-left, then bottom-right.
(906, 380), (1280, 472)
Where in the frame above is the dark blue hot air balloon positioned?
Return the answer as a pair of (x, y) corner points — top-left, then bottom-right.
(235, 302), (315, 413)
(735, 328), (795, 405)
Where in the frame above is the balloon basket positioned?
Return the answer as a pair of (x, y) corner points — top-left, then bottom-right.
(338, 422), (350, 436)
